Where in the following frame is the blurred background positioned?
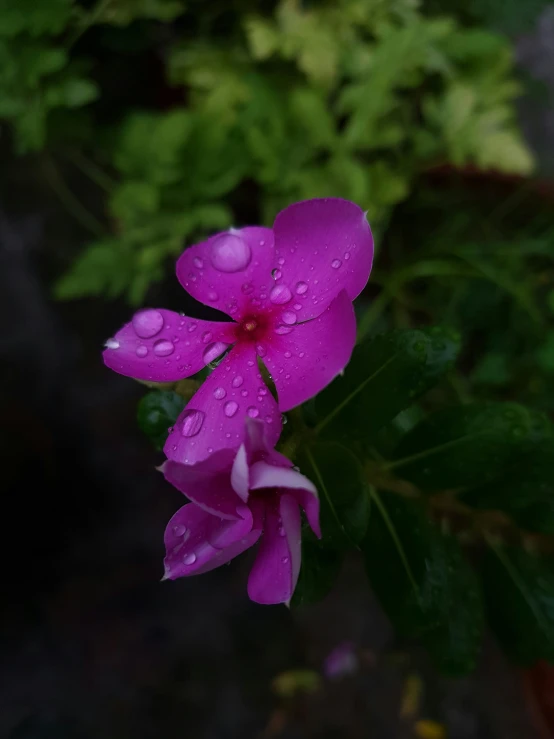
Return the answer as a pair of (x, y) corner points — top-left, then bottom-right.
(1, 0), (554, 737)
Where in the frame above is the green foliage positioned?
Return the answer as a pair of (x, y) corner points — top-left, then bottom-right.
(0, 0), (532, 297)
(137, 390), (185, 450)
(482, 543), (554, 664)
(291, 540), (343, 607)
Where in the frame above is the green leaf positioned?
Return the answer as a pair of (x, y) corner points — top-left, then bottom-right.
(482, 542), (554, 665)
(291, 539), (343, 607)
(315, 327), (460, 446)
(420, 537), (484, 675)
(461, 438), (554, 535)
(392, 403), (553, 492)
(296, 442), (370, 551)
(363, 492), (484, 673)
(137, 390), (186, 450)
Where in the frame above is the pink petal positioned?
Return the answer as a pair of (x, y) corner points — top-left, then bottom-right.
(103, 308), (236, 382)
(243, 418), (292, 468)
(176, 227), (276, 320)
(272, 198), (373, 321)
(163, 448), (243, 520)
(163, 344), (281, 465)
(163, 503), (261, 579)
(263, 290), (356, 412)
(230, 444), (250, 502)
(250, 461), (321, 538)
(247, 494), (301, 605)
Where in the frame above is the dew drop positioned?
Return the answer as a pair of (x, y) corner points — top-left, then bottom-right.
(293, 303), (302, 311)
(295, 281), (308, 295)
(284, 350), (292, 358)
(241, 389), (248, 397)
(299, 351), (305, 358)
(208, 291), (218, 302)
(279, 527), (286, 537)
(173, 525), (188, 537)
(132, 309), (164, 338)
(210, 232), (251, 272)
(282, 556), (289, 564)
(344, 252), (351, 261)
(201, 331), (213, 344)
(202, 341), (229, 365)
(187, 323), (197, 333)
(136, 345), (148, 358)
(277, 257), (285, 266)
(153, 339), (175, 357)
(258, 386), (268, 396)
(241, 282), (254, 295)
(232, 375), (244, 388)
(105, 338), (119, 350)
(183, 553), (197, 565)
(247, 406), (259, 418)
(213, 387), (226, 400)
(269, 284), (292, 305)
(265, 415), (273, 424)
(281, 311), (297, 325)
(331, 259), (342, 269)
(256, 344), (266, 358)
(274, 325), (293, 335)
(271, 268), (282, 280)
(193, 257), (204, 269)
(224, 401), (238, 418)
(180, 409), (205, 437)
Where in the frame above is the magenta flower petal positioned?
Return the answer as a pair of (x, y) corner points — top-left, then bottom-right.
(272, 198), (373, 321)
(163, 502), (261, 579)
(247, 493), (302, 605)
(250, 460), (321, 538)
(163, 344), (282, 465)
(103, 308), (236, 382)
(230, 443), (250, 502)
(176, 227), (275, 319)
(163, 448), (242, 519)
(263, 290), (356, 412)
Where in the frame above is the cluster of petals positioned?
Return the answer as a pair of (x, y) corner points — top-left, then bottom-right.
(103, 198), (373, 465)
(103, 198), (373, 603)
(162, 419), (321, 604)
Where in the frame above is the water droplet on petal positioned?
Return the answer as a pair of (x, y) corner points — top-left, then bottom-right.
(277, 257), (285, 266)
(224, 401), (238, 418)
(201, 331), (213, 344)
(265, 415), (273, 424)
(187, 323), (197, 332)
(181, 409), (205, 437)
(258, 386), (268, 396)
(213, 387), (226, 400)
(271, 268), (282, 280)
(153, 339), (175, 357)
(281, 311), (296, 325)
(105, 338), (119, 349)
(232, 375), (244, 388)
(331, 259), (342, 269)
(282, 556), (289, 564)
(279, 527), (286, 537)
(295, 281), (308, 295)
(274, 325), (293, 335)
(210, 232), (251, 272)
(136, 345), (148, 358)
(241, 389), (248, 397)
(208, 291), (218, 302)
(344, 252), (350, 260)
(256, 344), (266, 357)
(183, 553), (197, 565)
(132, 309), (164, 338)
(202, 341), (229, 365)
(193, 257), (204, 268)
(173, 525), (187, 537)
(270, 284), (292, 305)
(241, 282), (254, 295)
(299, 351), (305, 358)
(247, 406), (259, 418)
(293, 303), (302, 311)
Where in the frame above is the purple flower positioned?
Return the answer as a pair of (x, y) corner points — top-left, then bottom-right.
(103, 198), (373, 464)
(162, 420), (321, 605)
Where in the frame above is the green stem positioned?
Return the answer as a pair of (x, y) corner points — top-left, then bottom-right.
(66, 149), (116, 193)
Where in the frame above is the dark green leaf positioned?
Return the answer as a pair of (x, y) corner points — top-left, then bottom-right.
(315, 327), (460, 447)
(291, 540), (343, 607)
(363, 492), (484, 674)
(137, 390), (185, 450)
(482, 543), (554, 665)
(392, 403), (553, 492)
(461, 438), (554, 535)
(296, 442), (370, 551)
(421, 538), (484, 675)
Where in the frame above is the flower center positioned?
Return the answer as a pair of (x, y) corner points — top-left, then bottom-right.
(235, 314), (267, 343)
